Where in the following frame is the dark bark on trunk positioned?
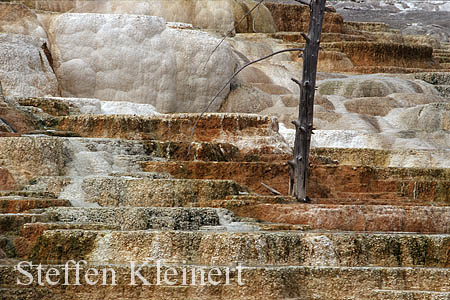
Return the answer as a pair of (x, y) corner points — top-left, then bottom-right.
(290, 0), (327, 201)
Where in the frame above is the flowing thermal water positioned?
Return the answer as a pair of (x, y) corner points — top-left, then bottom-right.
(59, 138), (147, 207)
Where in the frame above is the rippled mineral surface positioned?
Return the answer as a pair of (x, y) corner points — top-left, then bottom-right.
(0, 1), (449, 299)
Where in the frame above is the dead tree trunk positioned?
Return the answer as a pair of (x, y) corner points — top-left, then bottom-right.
(289, 0), (327, 201)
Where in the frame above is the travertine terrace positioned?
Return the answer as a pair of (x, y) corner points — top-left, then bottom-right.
(0, 0), (449, 299)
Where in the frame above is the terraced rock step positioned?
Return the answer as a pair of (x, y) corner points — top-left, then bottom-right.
(307, 198), (450, 206)
(43, 207), (232, 231)
(80, 177), (247, 207)
(2, 206), (237, 262)
(1, 264), (448, 300)
(4, 206), (233, 259)
(435, 85), (450, 98)
(0, 191), (57, 199)
(141, 161), (289, 195)
(200, 195), (450, 210)
(21, 222), (122, 232)
(310, 165), (449, 203)
(313, 164), (450, 181)
(0, 213), (51, 234)
(268, 30), (439, 72)
(24, 130), (80, 137)
(232, 204), (450, 233)
(433, 49), (450, 54)
(310, 147), (450, 168)
(0, 198), (71, 213)
(0, 3), (449, 298)
(414, 72), (450, 86)
(141, 160), (449, 203)
(270, 32), (368, 45)
(143, 140), (241, 162)
(353, 66), (446, 74)
(54, 113), (282, 143)
(333, 180), (444, 195)
(323, 41), (436, 69)
(333, 191), (408, 200)
(344, 21), (392, 33)
(13, 222), (124, 259)
(436, 56), (450, 63)
(143, 140), (291, 162)
(29, 229), (450, 268)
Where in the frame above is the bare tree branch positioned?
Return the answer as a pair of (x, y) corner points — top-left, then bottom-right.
(301, 32), (311, 43)
(261, 182), (281, 195)
(187, 47), (305, 157)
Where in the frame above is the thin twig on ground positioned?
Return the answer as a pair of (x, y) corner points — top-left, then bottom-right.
(261, 182), (282, 195)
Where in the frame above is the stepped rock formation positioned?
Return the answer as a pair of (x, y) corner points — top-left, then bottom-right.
(0, 0), (449, 299)
(330, 0), (450, 42)
(0, 100), (449, 298)
(264, 1), (344, 33)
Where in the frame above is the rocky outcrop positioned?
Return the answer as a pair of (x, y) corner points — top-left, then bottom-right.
(217, 18), (448, 138)
(332, 0), (450, 43)
(0, 3), (47, 39)
(385, 102), (450, 133)
(0, 101), (35, 134)
(29, 0), (277, 33)
(221, 32), (449, 151)
(0, 34), (58, 97)
(264, 1), (344, 33)
(343, 93), (444, 117)
(68, 0), (236, 32)
(414, 72), (450, 86)
(231, 0), (277, 33)
(46, 13), (237, 113)
(0, 95), (449, 299)
(221, 84), (274, 113)
(333, 41), (438, 69)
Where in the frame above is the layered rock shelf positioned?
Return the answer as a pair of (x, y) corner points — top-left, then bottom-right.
(0, 104), (449, 298)
(0, 0), (449, 299)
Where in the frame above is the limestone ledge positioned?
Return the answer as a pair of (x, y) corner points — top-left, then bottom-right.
(29, 229), (450, 268)
(1, 264), (448, 299)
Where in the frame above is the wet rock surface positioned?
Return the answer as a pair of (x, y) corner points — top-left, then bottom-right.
(1, 110), (449, 300)
(0, 1), (449, 299)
